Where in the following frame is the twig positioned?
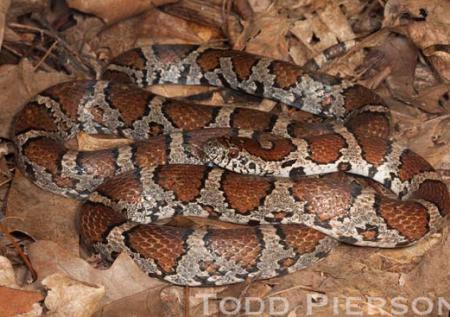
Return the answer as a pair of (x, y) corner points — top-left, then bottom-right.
(0, 222), (37, 281)
(184, 287), (190, 317)
(32, 40), (58, 72)
(0, 178), (11, 187)
(9, 22), (95, 76)
(2, 43), (24, 58)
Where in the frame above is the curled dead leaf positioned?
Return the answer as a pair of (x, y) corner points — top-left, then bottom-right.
(406, 22), (450, 50)
(0, 255), (18, 288)
(0, 286), (43, 317)
(28, 240), (166, 306)
(67, 0), (178, 25)
(3, 170), (80, 255)
(43, 273), (105, 317)
(0, 0), (10, 49)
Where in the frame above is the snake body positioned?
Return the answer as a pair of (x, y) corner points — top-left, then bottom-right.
(13, 45), (449, 286)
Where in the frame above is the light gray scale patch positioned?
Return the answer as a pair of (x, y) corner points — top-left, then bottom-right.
(338, 129), (374, 176)
(195, 168), (230, 217)
(101, 223), (163, 277)
(141, 46), (205, 86)
(24, 161), (79, 197)
(416, 199), (444, 233)
(207, 107), (234, 128)
(139, 168), (181, 220)
(409, 171), (442, 196)
(166, 229), (248, 286)
(122, 97), (173, 140)
(115, 145), (135, 174)
(167, 132), (200, 164)
(333, 188), (407, 247)
(256, 226), (294, 278)
(245, 58), (278, 98)
(107, 64), (145, 87)
(87, 192), (114, 208)
(203, 69), (227, 87)
(270, 115), (292, 138)
(128, 248), (162, 277)
(261, 181), (306, 224)
(98, 222), (138, 262)
(60, 151), (79, 176)
(77, 82), (125, 135)
(355, 104), (390, 114)
(35, 95), (76, 137)
(15, 130), (61, 149)
(218, 57), (240, 90)
(325, 80), (355, 119)
(373, 142), (406, 195)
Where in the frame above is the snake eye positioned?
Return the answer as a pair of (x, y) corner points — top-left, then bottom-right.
(228, 147), (239, 158)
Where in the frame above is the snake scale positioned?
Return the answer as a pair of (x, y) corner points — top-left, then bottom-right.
(13, 45), (449, 286)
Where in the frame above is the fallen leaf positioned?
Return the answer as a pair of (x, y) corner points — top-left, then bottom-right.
(43, 273), (104, 317)
(378, 35), (418, 100)
(28, 240), (166, 305)
(290, 2), (355, 65)
(0, 0), (10, 49)
(0, 286), (43, 317)
(67, 0), (178, 25)
(4, 170), (80, 255)
(406, 22), (450, 50)
(94, 9), (221, 58)
(0, 255), (18, 288)
(384, 0), (450, 27)
(235, 13), (290, 59)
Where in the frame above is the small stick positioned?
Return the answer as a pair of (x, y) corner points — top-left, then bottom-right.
(0, 222), (38, 281)
(184, 286), (190, 317)
(9, 22), (94, 76)
(0, 178), (11, 187)
(32, 40), (58, 72)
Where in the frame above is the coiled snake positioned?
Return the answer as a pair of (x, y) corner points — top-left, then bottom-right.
(13, 45), (449, 286)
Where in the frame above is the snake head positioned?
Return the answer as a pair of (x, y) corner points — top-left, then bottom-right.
(202, 136), (269, 175)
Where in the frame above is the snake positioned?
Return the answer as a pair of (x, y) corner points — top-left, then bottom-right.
(12, 45), (449, 286)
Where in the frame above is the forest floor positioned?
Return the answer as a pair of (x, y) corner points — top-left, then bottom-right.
(0, 0), (449, 316)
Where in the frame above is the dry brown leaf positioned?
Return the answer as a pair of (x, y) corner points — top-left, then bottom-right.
(43, 273), (104, 317)
(0, 286), (43, 317)
(93, 287), (173, 317)
(5, 0), (47, 21)
(247, 0), (272, 13)
(318, 3), (355, 42)
(412, 84), (450, 114)
(0, 0), (10, 49)
(0, 59), (70, 138)
(425, 48), (450, 83)
(134, 9), (222, 47)
(0, 256), (18, 288)
(95, 9), (221, 58)
(235, 14), (290, 59)
(405, 22), (450, 50)
(3, 170), (80, 255)
(384, 0), (450, 27)
(289, 3), (354, 65)
(1, 1), (449, 316)
(404, 115), (450, 169)
(67, 0), (178, 25)
(379, 35), (418, 100)
(28, 240), (166, 305)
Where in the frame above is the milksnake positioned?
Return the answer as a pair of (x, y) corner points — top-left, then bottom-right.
(13, 45), (449, 286)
